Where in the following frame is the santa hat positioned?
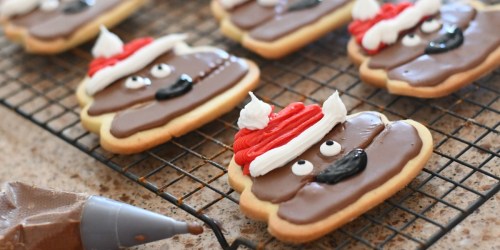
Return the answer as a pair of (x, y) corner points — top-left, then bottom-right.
(349, 0), (441, 53)
(234, 91), (347, 177)
(85, 26), (187, 96)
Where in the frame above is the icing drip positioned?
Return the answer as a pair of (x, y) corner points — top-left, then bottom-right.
(86, 34), (188, 96)
(352, 0), (380, 21)
(91, 26), (124, 58)
(234, 103), (324, 175)
(237, 92), (272, 130)
(0, 0), (40, 18)
(249, 92), (347, 177)
(348, 2), (413, 54)
(361, 0), (441, 50)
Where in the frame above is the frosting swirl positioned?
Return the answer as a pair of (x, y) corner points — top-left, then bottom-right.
(237, 92), (272, 130)
(91, 26), (124, 58)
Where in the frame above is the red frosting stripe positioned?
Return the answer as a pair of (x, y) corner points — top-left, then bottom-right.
(88, 37), (155, 77)
(234, 103), (324, 175)
(348, 2), (413, 54)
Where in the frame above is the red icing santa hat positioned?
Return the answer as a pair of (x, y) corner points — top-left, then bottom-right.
(85, 26), (187, 96)
(349, 0), (441, 54)
(234, 92), (347, 177)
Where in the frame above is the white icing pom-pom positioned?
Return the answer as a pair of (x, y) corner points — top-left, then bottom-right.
(125, 76), (151, 89)
(352, 0), (380, 21)
(292, 160), (314, 176)
(40, 0), (59, 12)
(150, 64), (172, 78)
(91, 26), (124, 58)
(402, 33), (421, 47)
(421, 18), (441, 33)
(237, 92), (272, 130)
(320, 140), (341, 157)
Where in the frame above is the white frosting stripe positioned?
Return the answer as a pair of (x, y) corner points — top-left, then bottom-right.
(361, 0), (441, 50)
(85, 34), (188, 96)
(249, 92), (347, 177)
(0, 0), (40, 18)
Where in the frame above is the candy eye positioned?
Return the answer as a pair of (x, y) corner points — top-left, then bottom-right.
(402, 33), (421, 47)
(125, 76), (151, 89)
(40, 0), (59, 11)
(320, 140), (341, 157)
(291, 160), (314, 176)
(421, 18), (441, 33)
(151, 64), (172, 78)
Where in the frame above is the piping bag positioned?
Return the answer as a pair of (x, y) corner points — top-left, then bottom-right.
(0, 182), (204, 250)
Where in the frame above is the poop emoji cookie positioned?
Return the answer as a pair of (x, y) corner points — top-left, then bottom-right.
(77, 28), (260, 154)
(211, 0), (354, 59)
(228, 91), (433, 243)
(0, 0), (145, 54)
(347, 0), (500, 98)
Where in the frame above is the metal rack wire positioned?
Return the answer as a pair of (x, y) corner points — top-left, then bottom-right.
(0, 0), (498, 249)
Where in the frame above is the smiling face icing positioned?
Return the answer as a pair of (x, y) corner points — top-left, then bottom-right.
(84, 30), (249, 138)
(233, 93), (424, 224)
(349, 0), (500, 87)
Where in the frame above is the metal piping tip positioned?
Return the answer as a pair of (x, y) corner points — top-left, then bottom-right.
(80, 196), (203, 250)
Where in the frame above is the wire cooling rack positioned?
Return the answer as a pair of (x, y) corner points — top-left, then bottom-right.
(0, 1), (499, 249)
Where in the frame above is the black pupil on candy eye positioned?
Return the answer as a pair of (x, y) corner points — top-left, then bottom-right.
(408, 34), (415, 38)
(158, 65), (163, 70)
(298, 160), (306, 165)
(132, 76), (138, 81)
(326, 140), (334, 146)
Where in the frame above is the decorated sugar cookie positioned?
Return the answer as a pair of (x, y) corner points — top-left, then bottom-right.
(0, 0), (145, 54)
(211, 0), (355, 59)
(77, 28), (260, 154)
(347, 0), (500, 98)
(228, 91), (433, 243)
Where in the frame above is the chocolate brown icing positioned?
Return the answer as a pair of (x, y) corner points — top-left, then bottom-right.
(10, 0), (121, 40)
(88, 51), (228, 116)
(277, 121), (422, 224)
(110, 57), (248, 138)
(252, 112), (385, 203)
(228, 0), (350, 41)
(388, 10), (500, 87)
(229, 1), (275, 30)
(368, 4), (476, 69)
(249, 0), (350, 41)
(0, 182), (87, 250)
